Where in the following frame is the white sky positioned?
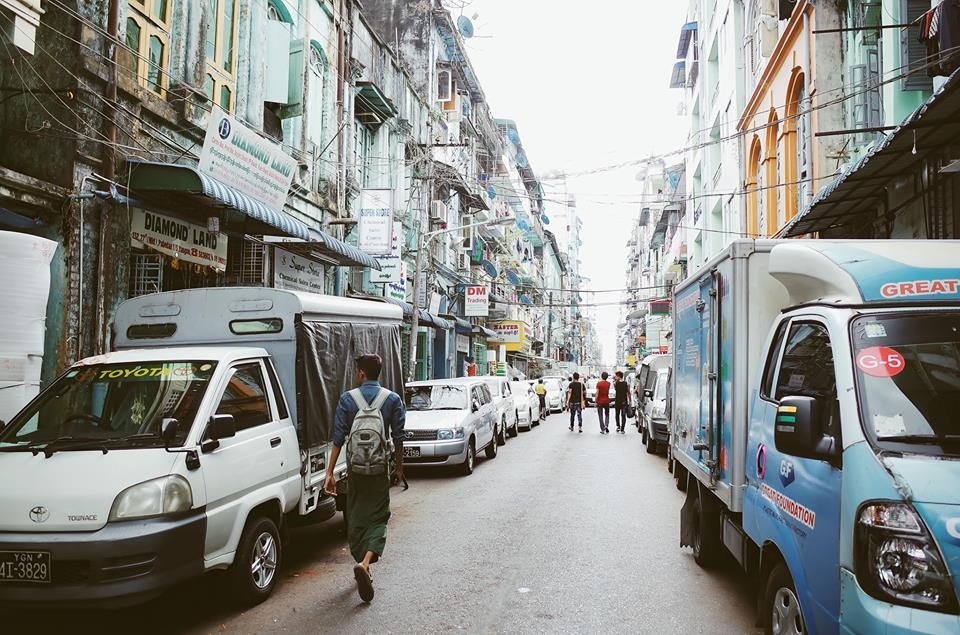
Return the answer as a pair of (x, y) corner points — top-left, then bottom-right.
(461, 0), (689, 366)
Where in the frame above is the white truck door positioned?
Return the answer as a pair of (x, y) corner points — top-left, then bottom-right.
(200, 360), (295, 562)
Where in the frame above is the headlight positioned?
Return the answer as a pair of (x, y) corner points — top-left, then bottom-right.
(651, 405), (666, 420)
(436, 427), (464, 441)
(109, 475), (193, 521)
(855, 501), (958, 613)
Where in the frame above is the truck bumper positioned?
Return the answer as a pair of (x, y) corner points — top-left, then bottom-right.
(839, 567), (960, 634)
(0, 509), (205, 609)
(403, 439), (468, 468)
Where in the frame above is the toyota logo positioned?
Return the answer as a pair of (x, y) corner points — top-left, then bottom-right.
(29, 506), (49, 523)
(405, 431), (414, 440)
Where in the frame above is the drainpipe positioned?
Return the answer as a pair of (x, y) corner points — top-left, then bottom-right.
(802, 8), (813, 197)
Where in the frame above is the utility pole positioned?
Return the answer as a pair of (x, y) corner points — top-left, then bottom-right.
(406, 119), (433, 381)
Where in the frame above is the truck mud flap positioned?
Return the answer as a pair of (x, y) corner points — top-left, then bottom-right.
(680, 489), (697, 548)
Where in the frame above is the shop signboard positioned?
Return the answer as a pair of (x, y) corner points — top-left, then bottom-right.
(130, 208), (227, 271)
(371, 222), (402, 284)
(198, 107), (296, 212)
(358, 189), (393, 255)
(385, 261), (406, 302)
(464, 284), (489, 317)
(491, 320), (530, 353)
(456, 335), (470, 353)
(273, 248), (324, 293)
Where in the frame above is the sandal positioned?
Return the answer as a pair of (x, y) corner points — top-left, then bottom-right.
(354, 564), (374, 602)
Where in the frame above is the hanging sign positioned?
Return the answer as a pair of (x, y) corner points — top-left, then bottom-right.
(130, 208), (227, 271)
(358, 189), (393, 255)
(371, 222), (403, 284)
(273, 248), (324, 293)
(198, 107), (296, 211)
(464, 285), (489, 317)
(385, 261), (406, 302)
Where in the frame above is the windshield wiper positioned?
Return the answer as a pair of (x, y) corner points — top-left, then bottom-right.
(877, 434), (960, 445)
(15, 436), (111, 458)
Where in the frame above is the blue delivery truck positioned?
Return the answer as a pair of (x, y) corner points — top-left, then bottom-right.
(670, 239), (960, 634)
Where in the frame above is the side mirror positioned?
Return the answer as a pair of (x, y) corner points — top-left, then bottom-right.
(209, 414), (236, 440)
(644, 389), (654, 399)
(160, 418), (179, 444)
(774, 396), (836, 460)
(472, 400), (480, 413)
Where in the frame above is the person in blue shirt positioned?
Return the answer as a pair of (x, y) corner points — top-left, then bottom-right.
(323, 354), (405, 603)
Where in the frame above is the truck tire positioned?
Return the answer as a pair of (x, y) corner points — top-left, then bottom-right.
(675, 462), (688, 492)
(459, 439), (476, 476)
(692, 488), (721, 568)
(484, 433), (498, 459)
(763, 563), (806, 635)
(229, 515), (281, 607)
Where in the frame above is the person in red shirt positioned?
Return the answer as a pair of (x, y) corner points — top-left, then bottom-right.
(595, 371), (612, 434)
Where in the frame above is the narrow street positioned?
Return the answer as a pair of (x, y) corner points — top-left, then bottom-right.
(13, 412), (758, 634)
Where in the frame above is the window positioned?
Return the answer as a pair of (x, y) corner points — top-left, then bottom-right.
(264, 360), (289, 420)
(746, 135), (762, 236)
(783, 71), (808, 222)
(308, 41), (328, 146)
(437, 69), (452, 102)
(761, 320), (790, 399)
(126, 323), (177, 339)
(215, 363), (272, 431)
(774, 321), (840, 441)
(764, 110), (780, 235)
(121, 0), (170, 95)
(353, 122), (375, 187)
(471, 386), (484, 406)
(205, 0), (238, 111)
(229, 318), (283, 335)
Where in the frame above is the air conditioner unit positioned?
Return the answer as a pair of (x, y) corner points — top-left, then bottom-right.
(430, 201), (448, 223)
(662, 271), (679, 285)
(457, 253), (470, 271)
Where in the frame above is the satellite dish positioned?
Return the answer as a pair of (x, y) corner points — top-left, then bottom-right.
(516, 152), (529, 168)
(517, 219), (530, 232)
(481, 259), (498, 278)
(487, 184), (497, 199)
(506, 269), (521, 285)
(506, 128), (521, 145)
(457, 15), (475, 38)
(541, 213), (550, 225)
(520, 295), (533, 306)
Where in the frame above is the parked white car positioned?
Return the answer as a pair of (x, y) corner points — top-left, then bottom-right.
(403, 378), (498, 475)
(477, 376), (520, 443)
(515, 380), (541, 431)
(585, 377), (615, 407)
(541, 376), (565, 413)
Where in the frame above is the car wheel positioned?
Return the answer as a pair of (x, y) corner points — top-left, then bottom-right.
(484, 432), (498, 459)
(691, 488), (721, 568)
(459, 439), (476, 476)
(645, 428), (658, 454)
(641, 425), (650, 446)
(764, 563), (806, 635)
(228, 515), (281, 607)
(529, 410), (536, 428)
(509, 413), (519, 437)
(497, 417), (507, 445)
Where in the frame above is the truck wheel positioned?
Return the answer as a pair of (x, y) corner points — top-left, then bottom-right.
(459, 439), (476, 476)
(667, 445), (674, 473)
(763, 563), (806, 635)
(229, 516), (281, 606)
(692, 489), (721, 568)
(485, 433), (498, 459)
(675, 462), (688, 492)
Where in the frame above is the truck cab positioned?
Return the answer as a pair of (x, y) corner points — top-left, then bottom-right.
(672, 241), (960, 634)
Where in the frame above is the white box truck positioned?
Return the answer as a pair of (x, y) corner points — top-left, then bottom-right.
(0, 288), (403, 608)
(671, 240), (960, 634)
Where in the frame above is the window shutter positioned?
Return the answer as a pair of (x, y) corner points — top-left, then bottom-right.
(900, 0), (933, 91)
(866, 48), (883, 129)
(850, 64), (868, 130)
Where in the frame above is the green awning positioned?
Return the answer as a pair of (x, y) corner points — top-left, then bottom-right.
(355, 81), (398, 127)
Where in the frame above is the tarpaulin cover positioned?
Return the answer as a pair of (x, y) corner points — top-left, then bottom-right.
(295, 321), (403, 449)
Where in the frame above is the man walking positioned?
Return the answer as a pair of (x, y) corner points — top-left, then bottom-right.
(595, 371), (611, 434)
(566, 372), (586, 433)
(324, 354), (405, 603)
(613, 370), (631, 433)
(534, 378), (547, 422)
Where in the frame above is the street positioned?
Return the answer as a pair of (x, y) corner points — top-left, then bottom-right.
(10, 411), (758, 635)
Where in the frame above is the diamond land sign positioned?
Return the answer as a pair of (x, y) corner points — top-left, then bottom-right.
(464, 285), (489, 317)
(199, 107), (296, 212)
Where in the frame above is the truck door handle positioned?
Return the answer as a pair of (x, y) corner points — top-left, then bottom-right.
(270, 437), (282, 448)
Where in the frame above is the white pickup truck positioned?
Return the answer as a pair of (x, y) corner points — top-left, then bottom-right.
(0, 288), (403, 608)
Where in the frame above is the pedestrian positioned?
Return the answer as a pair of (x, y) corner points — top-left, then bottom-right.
(534, 378), (547, 422)
(613, 370), (631, 433)
(323, 353), (405, 603)
(566, 372), (586, 433)
(595, 371), (611, 434)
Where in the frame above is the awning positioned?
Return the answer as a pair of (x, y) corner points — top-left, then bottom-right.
(355, 81), (398, 127)
(365, 296), (452, 330)
(472, 325), (497, 338)
(441, 314), (473, 335)
(125, 160), (379, 269)
(783, 68), (960, 237)
(669, 61), (686, 89)
(677, 22), (697, 58)
(432, 161), (489, 211)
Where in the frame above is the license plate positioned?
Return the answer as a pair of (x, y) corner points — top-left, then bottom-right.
(0, 551), (51, 584)
(403, 446), (421, 458)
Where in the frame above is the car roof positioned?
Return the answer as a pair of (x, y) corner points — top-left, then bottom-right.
(406, 377), (483, 388)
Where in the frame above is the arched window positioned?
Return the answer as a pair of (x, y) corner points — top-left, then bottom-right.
(764, 110), (780, 236)
(746, 0), (763, 74)
(307, 40), (329, 147)
(267, 0), (293, 22)
(796, 83), (811, 214)
(122, 1), (170, 95)
(783, 70), (802, 222)
(746, 135), (762, 237)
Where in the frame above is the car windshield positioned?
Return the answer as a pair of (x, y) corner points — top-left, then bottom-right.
(586, 379), (599, 389)
(851, 313), (960, 449)
(545, 379), (561, 391)
(0, 361), (216, 450)
(405, 385), (467, 411)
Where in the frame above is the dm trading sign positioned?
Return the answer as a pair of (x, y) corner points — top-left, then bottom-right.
(464, 285), (489, 317)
